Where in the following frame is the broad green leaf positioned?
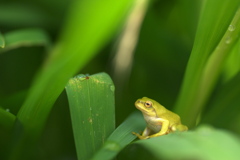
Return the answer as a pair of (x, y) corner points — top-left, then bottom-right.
(0, 28), (51, 53)
(91, 112), (145, 160)
(125, 125), (240, 160)
(65, 73), (115, 160)
(0, 32), (5, 48)
(174, 0), (240, 127)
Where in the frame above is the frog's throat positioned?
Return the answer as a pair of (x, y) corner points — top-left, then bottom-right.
(141, 109), (158, 118)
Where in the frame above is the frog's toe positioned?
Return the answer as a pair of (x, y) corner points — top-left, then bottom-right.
(132, 132), (141, 137)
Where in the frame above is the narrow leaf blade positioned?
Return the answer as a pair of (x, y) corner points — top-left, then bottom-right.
(0, 32), (5, 48)
(203, 72), (240, 127)
(91, 112), (145, 160)
(0, 107), (16, 131)
(174, 0), (240, 127)
(66, 73), (115, 160)
(17, 0), (134, 137)
(0, 28), (51, 53)
(222, 38), (240, 82)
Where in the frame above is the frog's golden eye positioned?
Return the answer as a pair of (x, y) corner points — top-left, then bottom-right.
(145, 101), (152, 108)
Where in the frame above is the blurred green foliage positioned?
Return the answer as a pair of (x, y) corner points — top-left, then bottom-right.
(1, 0), (240, 159)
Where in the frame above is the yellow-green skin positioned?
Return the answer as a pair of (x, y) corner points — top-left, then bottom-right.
(133, 97), (188, 139)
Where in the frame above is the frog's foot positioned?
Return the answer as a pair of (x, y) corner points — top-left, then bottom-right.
(132, 132), (149, 139)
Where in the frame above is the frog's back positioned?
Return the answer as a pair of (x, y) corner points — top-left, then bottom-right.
(156, 106), (182, 125)
(164, 110), (181, 122)
(150, 98), (184, 126)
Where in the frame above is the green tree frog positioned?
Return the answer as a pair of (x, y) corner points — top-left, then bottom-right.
(132, 97), (188, 139)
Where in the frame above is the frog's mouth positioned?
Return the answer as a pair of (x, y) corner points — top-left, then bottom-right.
(135, 100), (145, 110)
(135, 99), (144, 104)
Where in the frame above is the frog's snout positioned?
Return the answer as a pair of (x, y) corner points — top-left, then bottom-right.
(135, 99), (143, 105)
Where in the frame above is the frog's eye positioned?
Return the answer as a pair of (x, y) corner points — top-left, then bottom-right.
(145, 101), (152, 108)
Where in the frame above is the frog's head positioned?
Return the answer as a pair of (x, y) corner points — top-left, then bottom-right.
(135, 97), (158, 117)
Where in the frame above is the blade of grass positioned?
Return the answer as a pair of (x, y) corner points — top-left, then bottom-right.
(65, 73), (115, 160)
(199, 7), (240, 110)
(0, 32), (5, 48)
(17, 0), (134, 136)
(12, 1), (135, 159)
(91, 111), (145, 160)
(189, 7), (240, 126)
(222, 38), (240, 82)
(0, 107), (16, 131)
(203, 72), (240, 127)
(112, 0), (149, 88)
(0, 4), (55, 29)
(0, 108), (16, 160)
(130, 125), (240, 160)
(0, 90), (27, 115)
(0, 28), (51, 53)
(174, 0), (240, 127)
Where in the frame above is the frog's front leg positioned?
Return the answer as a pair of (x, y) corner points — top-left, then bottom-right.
(132, 127), (151, 139)
(171, 124), (188, 132)
(148, 118), (170, 138)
